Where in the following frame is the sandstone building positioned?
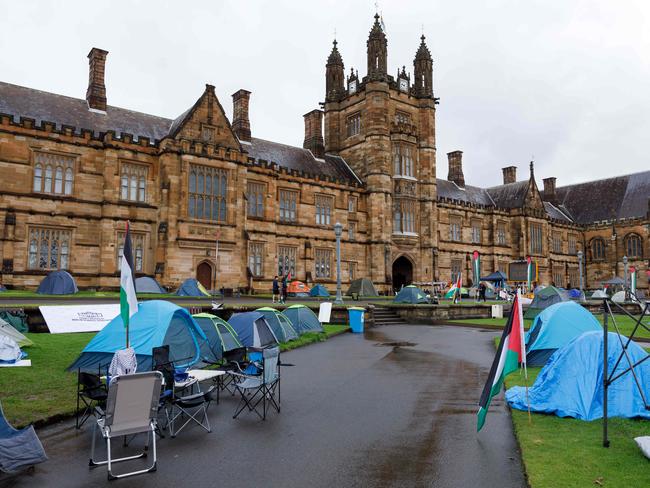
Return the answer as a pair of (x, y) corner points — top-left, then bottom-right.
(0, 15), (648, 294)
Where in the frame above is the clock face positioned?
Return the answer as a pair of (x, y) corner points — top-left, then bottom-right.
(349, 80), (357, 94)
(399, 78), (408, 92)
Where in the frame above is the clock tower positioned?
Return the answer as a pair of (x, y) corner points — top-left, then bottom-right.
(323, 15), (438, 291)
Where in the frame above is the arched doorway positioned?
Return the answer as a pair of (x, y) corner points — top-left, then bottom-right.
(392, 256), (413, 293)
(196, 261), (213, 290)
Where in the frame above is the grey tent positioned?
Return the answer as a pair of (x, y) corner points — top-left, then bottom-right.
(0, 318), (31, 347)
(36, 270), (78, 295)
(346, 278), (378, 298)
(135, 276), (166, 294)
(256, 307), (299, 342)
(524, 286), (570, 320)
(0, 401), (47, 473)
(603, 277), (625, 286)
(591, 289), (608, 299)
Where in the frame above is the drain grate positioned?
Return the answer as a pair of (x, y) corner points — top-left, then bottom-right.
(376, 341), (417, 347)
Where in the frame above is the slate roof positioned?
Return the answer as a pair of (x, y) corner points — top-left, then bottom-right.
(543, 202), (572, 222)
(0, 81), (360, 185)
(486, 180), (530, 209)
(554, 171), (650, 223)
(245, 137), (360, 185)
(0, 81), (171, 141)
(436, 179), (493, 206)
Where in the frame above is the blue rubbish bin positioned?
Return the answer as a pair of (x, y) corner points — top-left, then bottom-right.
(348, 307), (365, 333)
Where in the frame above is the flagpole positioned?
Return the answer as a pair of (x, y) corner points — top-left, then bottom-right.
(518, 288), (531, 423)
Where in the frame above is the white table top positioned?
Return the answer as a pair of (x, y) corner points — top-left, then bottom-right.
(187, 369), (226, 382)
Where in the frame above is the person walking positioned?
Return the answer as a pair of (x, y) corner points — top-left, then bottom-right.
(479, 282), (487, 302)
(272, 275), (279, 303)
(280, 274), (288, 304)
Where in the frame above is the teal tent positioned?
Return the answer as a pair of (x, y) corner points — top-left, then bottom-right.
(192, 313), (242, 364)
(309, 284), (330, 298)
(525, 301), (601, 366)
(68, 300), (206, 372)
(393, 285), (429, 304)
(524, 286), (570, 319)
(256, 307), (299, 342)
(283, 305), (323, 334)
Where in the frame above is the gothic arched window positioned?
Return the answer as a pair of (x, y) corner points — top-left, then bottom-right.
(626, 234), (643, 258)
(591, 237), (606, 261)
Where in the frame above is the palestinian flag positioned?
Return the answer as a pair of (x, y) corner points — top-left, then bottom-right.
(477, 291), (526, 432)
(120, 222), (138, 344)
(455, 271), (462, 302)
(472, 251), (481, 285)
(630, 267), (637, 295)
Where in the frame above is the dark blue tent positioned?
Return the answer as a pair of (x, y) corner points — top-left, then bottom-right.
(228, 312), (278, 348)
(36, 270), (78, 295)
(68, 300), (206, 372)
(0, 285), (6, 292)
(309, 284), (330, 297)
(480, 271), (507, 287)
(508, 331), (650, 420)
(135, 276), (166, 294)
(175, 278), (210, 297)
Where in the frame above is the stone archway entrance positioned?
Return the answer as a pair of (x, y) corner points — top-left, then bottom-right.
(196, 261), (213, 290)
(392, 256), (413, 293)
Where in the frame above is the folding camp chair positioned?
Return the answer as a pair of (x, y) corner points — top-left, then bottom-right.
(233, 346), (281, 420)
(153, 346), (215, 438)
(214, 347), (252, 395)
(76, 370), (108, 429)
(89, 371), (162, 480)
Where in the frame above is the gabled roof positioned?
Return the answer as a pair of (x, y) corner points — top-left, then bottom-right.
(543, 202), (572, 222)
(554, 171), (650, 223)
(436, 179), (493, 206)
(245, 137), (360, 185)
(0, 81), (171, 142)
(486, 180), (530, 208)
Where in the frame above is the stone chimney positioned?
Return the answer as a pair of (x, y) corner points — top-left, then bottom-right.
(86, 48), (108, 112)
(502, 166), (517, 184)
(303, 109), (324, 158)
(543, 177), (557, 203)
(231, 89), (251, 142)
(447, 151), (465, 188)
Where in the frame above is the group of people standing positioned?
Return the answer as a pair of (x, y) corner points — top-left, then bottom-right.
(272, 274), (289, 304)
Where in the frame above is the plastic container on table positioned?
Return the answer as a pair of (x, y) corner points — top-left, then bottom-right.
(348, 307), (365, 333)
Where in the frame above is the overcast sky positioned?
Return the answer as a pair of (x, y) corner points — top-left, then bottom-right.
(2, 0), (649, 187)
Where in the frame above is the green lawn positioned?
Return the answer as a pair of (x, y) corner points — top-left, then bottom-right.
(0, 324), (348, 428)
(450, 314), (650, 339)
(505, 364), (650, 487)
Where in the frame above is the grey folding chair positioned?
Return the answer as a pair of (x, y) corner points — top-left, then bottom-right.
(89, 371), (162, 480)
(233, 346), (281, 420)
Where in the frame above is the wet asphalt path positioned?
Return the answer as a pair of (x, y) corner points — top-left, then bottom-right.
(2, 325), (525, 488)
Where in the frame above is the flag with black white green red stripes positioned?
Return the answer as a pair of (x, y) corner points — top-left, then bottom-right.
(477, 291), (526, 432)
(120, 221), (138, 346)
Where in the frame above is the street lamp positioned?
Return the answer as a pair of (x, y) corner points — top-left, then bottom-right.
(577, 250), (584, 292)
(623, 256), (629, 301)
(334, 222), (343, 305)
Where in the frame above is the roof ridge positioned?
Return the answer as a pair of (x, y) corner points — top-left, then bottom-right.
(0, 80), (173, 123)
(556, 169), (650, 190)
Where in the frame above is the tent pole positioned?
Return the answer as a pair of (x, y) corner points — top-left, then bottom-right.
(603, 299), (609, 448)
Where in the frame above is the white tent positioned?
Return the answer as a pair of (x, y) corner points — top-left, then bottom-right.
(0, 318), (31, 347)
(612, 291), (626, 303)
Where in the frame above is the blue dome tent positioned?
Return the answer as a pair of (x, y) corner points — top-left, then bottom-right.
(525, 301), (601, 366)
(309, 284), (330, 298)
(36, 270), (78, 295)
(256, 307), (298, 342)
(508, 331), (650, 421)
(68, 300), (206, 372)
(175, 278), (210, 297)
(228, 312), (278, 348)
(393, 285), (429, 304)
(135, 276), (166, 294)
(283, 305), (323, 334)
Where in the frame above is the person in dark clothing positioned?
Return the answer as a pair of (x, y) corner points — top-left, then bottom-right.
(479, 282), (487, 302)
(272, 275), (280, 303)
(280, 275), (288, 304)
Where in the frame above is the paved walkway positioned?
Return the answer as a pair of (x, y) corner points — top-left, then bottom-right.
(4, 325), (525, 488)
